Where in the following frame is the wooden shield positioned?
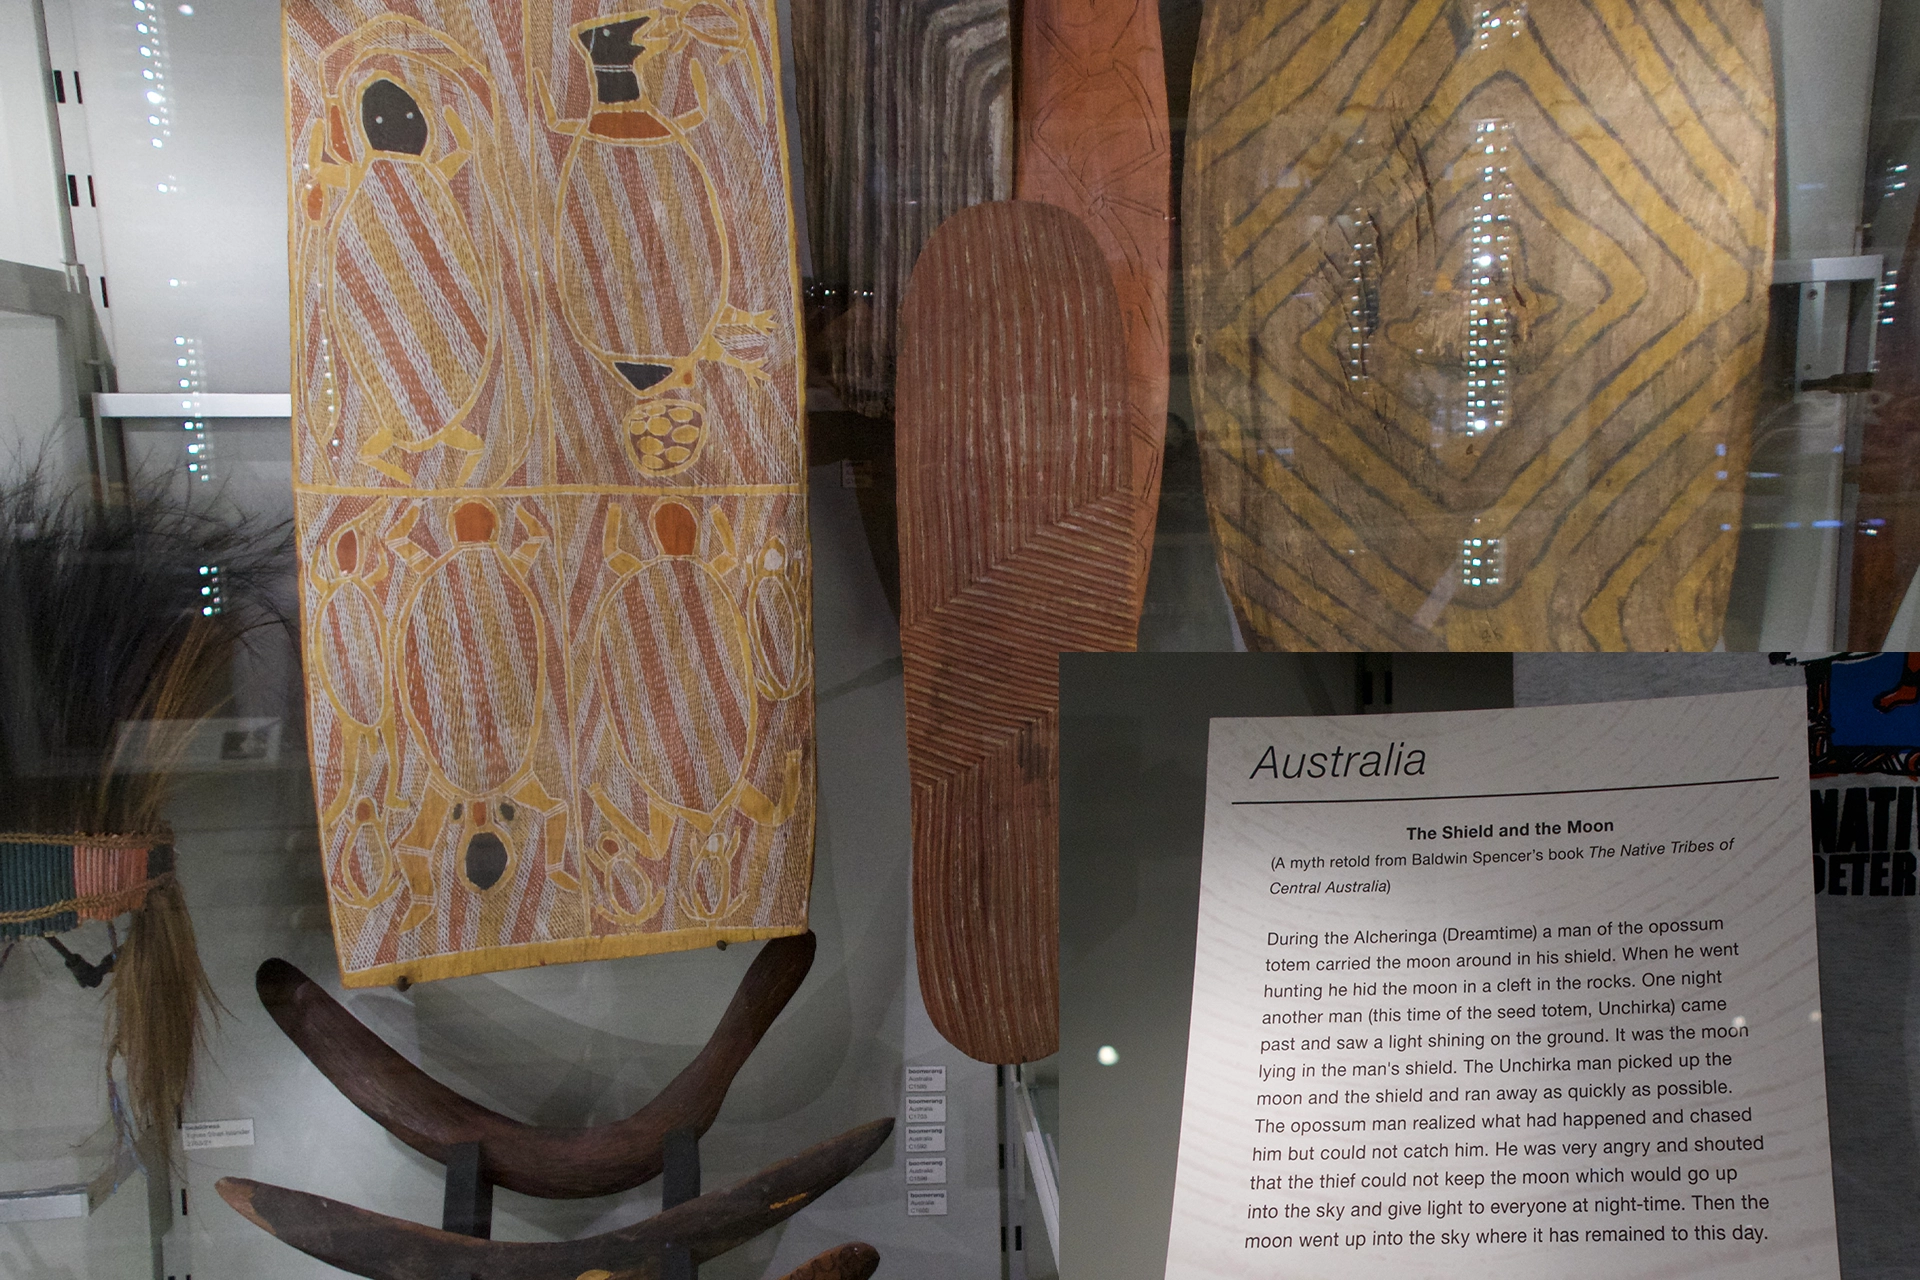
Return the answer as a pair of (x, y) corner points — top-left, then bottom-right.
(789, 0), (1012, 416)
(1015, 0), (1172, 607)
(898, 202), (1131, 1063)
(287, 0), (814, 987)
(1185, 0), (1775, 650)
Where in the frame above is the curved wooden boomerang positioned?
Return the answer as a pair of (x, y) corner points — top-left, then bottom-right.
(256, 931), (815, 1198)
(216, 1116), (894, 1280)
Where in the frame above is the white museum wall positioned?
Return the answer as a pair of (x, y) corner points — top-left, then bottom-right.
(1771, 0), (1880, 262)
(49, 0), (288, 394)
(0, 0), (69, 274)
(1510, 653), (1805, 707)
(0, 313), (73, 469)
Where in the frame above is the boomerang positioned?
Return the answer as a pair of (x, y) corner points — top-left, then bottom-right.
(255, 931), (815, 1198)
(217, 1116), (893, 1280)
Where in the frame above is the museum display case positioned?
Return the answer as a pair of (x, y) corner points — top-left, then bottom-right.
(2, 0), (1920, 1277)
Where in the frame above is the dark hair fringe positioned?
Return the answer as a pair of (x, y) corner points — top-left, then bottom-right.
(0, 467), (292, 831)
(0, 465), (290, 1134)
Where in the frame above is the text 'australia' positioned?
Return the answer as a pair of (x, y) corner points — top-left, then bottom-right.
(1250, 743), (1426, 781)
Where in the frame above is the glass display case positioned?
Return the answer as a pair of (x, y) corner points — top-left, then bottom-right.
(5, 0), (1920, 1277)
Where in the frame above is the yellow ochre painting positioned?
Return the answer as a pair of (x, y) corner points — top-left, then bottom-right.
(286, 0), (812, 986)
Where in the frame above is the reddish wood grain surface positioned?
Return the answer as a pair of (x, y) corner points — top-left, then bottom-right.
(1850, 213), (1920, 647)
(1016, 0), (1172, 604)
(898, 201), (1132, 1064)
(254, 932), (813, 1199)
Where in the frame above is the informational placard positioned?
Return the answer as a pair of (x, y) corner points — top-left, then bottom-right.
(906, 1065), (948, 1093)
(1166, 690), (1839, 1280)
(181, 1118), (255, 1151)
(905, 1095), (948, 1123)
(908, 1188), (950, 1216)
(905, 1125), (947, 1153)
(907, 1156), (949, 1185)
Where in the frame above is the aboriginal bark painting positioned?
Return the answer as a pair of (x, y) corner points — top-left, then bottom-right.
(1185, 0), (1775, 650)
(286, 0), (812, 987)
(898, 201), (1131, 1064)
(1015, 0), (1172, 610)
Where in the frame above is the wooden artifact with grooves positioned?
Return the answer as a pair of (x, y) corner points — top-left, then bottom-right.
(1184, 0), (1776, 650)
(286, 0), (815, 987)
(898, 201), (1131, 1064)
(254, 931), (814, 1198)
(789, 0), (1012, 415)
(216, 1117), (894, 1280)
(1015, 0), (1173, 601)
(226, 933), (889, 1271)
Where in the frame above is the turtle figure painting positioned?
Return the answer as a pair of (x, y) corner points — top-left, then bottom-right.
(286, 0), (813, 986)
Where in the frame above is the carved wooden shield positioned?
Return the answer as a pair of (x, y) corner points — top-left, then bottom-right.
(287, 0), (813, 986)
(1185, 0), (1775, 650)
(1015, 0), (1172, 604)
(898, 202), (1131, 1063)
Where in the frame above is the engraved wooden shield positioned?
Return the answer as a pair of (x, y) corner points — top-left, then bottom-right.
(1015, 0), (1172, 604)
(898, 201), (1131, 1064)
(287, 0), (813, 987)
(1185, 0), (1776, 650)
